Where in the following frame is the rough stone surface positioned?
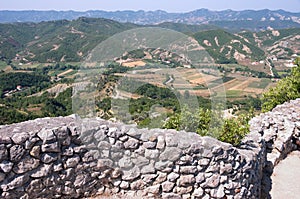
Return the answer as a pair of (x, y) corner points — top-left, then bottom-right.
(0, 99), (298, 198)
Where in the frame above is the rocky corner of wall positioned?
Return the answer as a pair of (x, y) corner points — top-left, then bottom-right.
(247, 98), (300, 198)
(0, 99), (299, 199)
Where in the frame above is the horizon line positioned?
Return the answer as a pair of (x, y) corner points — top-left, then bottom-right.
(0, 8), (299, 13)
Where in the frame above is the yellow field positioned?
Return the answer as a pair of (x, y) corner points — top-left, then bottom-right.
(122, 60), (146, 67)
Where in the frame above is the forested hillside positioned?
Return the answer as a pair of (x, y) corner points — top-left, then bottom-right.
(1, 17), (298, 64)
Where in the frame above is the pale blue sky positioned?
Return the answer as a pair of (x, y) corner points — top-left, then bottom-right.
(1, 0), (300, 12)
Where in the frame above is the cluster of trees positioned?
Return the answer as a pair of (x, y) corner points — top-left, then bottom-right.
(0, 72), (50, 96)
(163, 107), (253, 146)
(262, 57), (300, 112)
(0, 87), (72, 124)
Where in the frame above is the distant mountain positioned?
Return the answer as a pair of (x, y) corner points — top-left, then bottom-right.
(1, 9), (300, 31)
(0, 17), (298, 64)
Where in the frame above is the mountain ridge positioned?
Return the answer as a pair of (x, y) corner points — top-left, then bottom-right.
(1, 9), (300, 31)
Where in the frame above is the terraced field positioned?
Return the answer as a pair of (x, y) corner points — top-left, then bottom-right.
(113, 67), (274, 100)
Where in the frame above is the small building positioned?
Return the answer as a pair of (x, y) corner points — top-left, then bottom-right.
(16, 85), (22, 91)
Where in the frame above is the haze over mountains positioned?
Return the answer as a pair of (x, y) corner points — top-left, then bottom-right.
(1, 9), (300, 31)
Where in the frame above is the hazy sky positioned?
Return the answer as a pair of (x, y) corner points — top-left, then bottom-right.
(1, 0), (300, 12)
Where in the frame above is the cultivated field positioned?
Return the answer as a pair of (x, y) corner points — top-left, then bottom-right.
(113, 67), (274, 100)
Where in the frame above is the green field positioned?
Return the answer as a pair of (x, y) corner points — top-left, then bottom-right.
(0, 61), (8, 70)
(248, 78), (271, 89)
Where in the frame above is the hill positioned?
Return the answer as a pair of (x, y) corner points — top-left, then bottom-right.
(1, 17), (299, 65)
(193, 29), (266, 64)
(0, 18), (139, 62)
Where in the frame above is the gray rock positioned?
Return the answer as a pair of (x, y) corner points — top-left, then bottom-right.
(220, 175), (228, 183)
(53, 162), (63, 172)
(124, 138), (139, 149)
(122, 166), (140, 181)
(97, 159), (114, 169)
(98, 141), (111, 150)
(10, 145), (25, 162)
(178, 155), (193, 165)
(203, 174), (220, 188)
(180, 166), (197, 174)
(206, 164), (220, 173)
(118, 156), (133, 169)
(112, 179), (121, 187)
(38, 129), (56, 143)
(66, 155), (80, 168)
(146, 184), (161, 194)
(159, 147), (182, 162)
(120, 181), (129, 189)
(162, 193), (181, 199)
(141, 174), (158, 184)
(63, 186), (75, 195)
(108, 137), (116, 145)
(107, 127), (122, 138)
(162, 181), (175, 192)
(31, 164), (52, 178)
(195, 173), (205, 183)
(198, 158), (210, 166)
(11, 132), (30, 144)
(53, 126), (70, 141)
(82, 149), (100, 162)
(193, 187), (204, 197)
(154, 160), (172, 171)
(178, 175), (195, 186)
(141, 162), (155, 174)
(60, 168), (74, 181)
(182, 193), (191, 199)
(130, 179), (146, 190)
(100, 149), (110, 158)
(145, 149), (159, 159)
(25, 137), (40, 150)
(1, 174), (29, 191)
(216, 184), (225, 198)
(41, 153), (58, 163)
(126, 128), (142, 138)
(165, 134), (178, 147)
(143, 141), (156, 149)
(220, 162), (233, 174)
(156, 135), (165, 150)
(133, 156), (149, 167)
(74, 174), (89, 188)
(41, 142), (60, 153)
(167, 172), (180, 182)
(0, 160), (13, 173)
(111, 151), (123, 160)
(0, 137), (11, 144)
(175, 186), (193, 194)
(0, 172), (5, 182)
(94, 130), (106, 142)
(154, 172), (167, 184)
(119, 135), (129, 142)
(111, 168), (122, 178)
(13, 157), (39, 174)
(62, 146), (74, 156)
(0, 145), (8, 162)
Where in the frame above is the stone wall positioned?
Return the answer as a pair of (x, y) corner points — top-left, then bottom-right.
(0, 99), (299, 199)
